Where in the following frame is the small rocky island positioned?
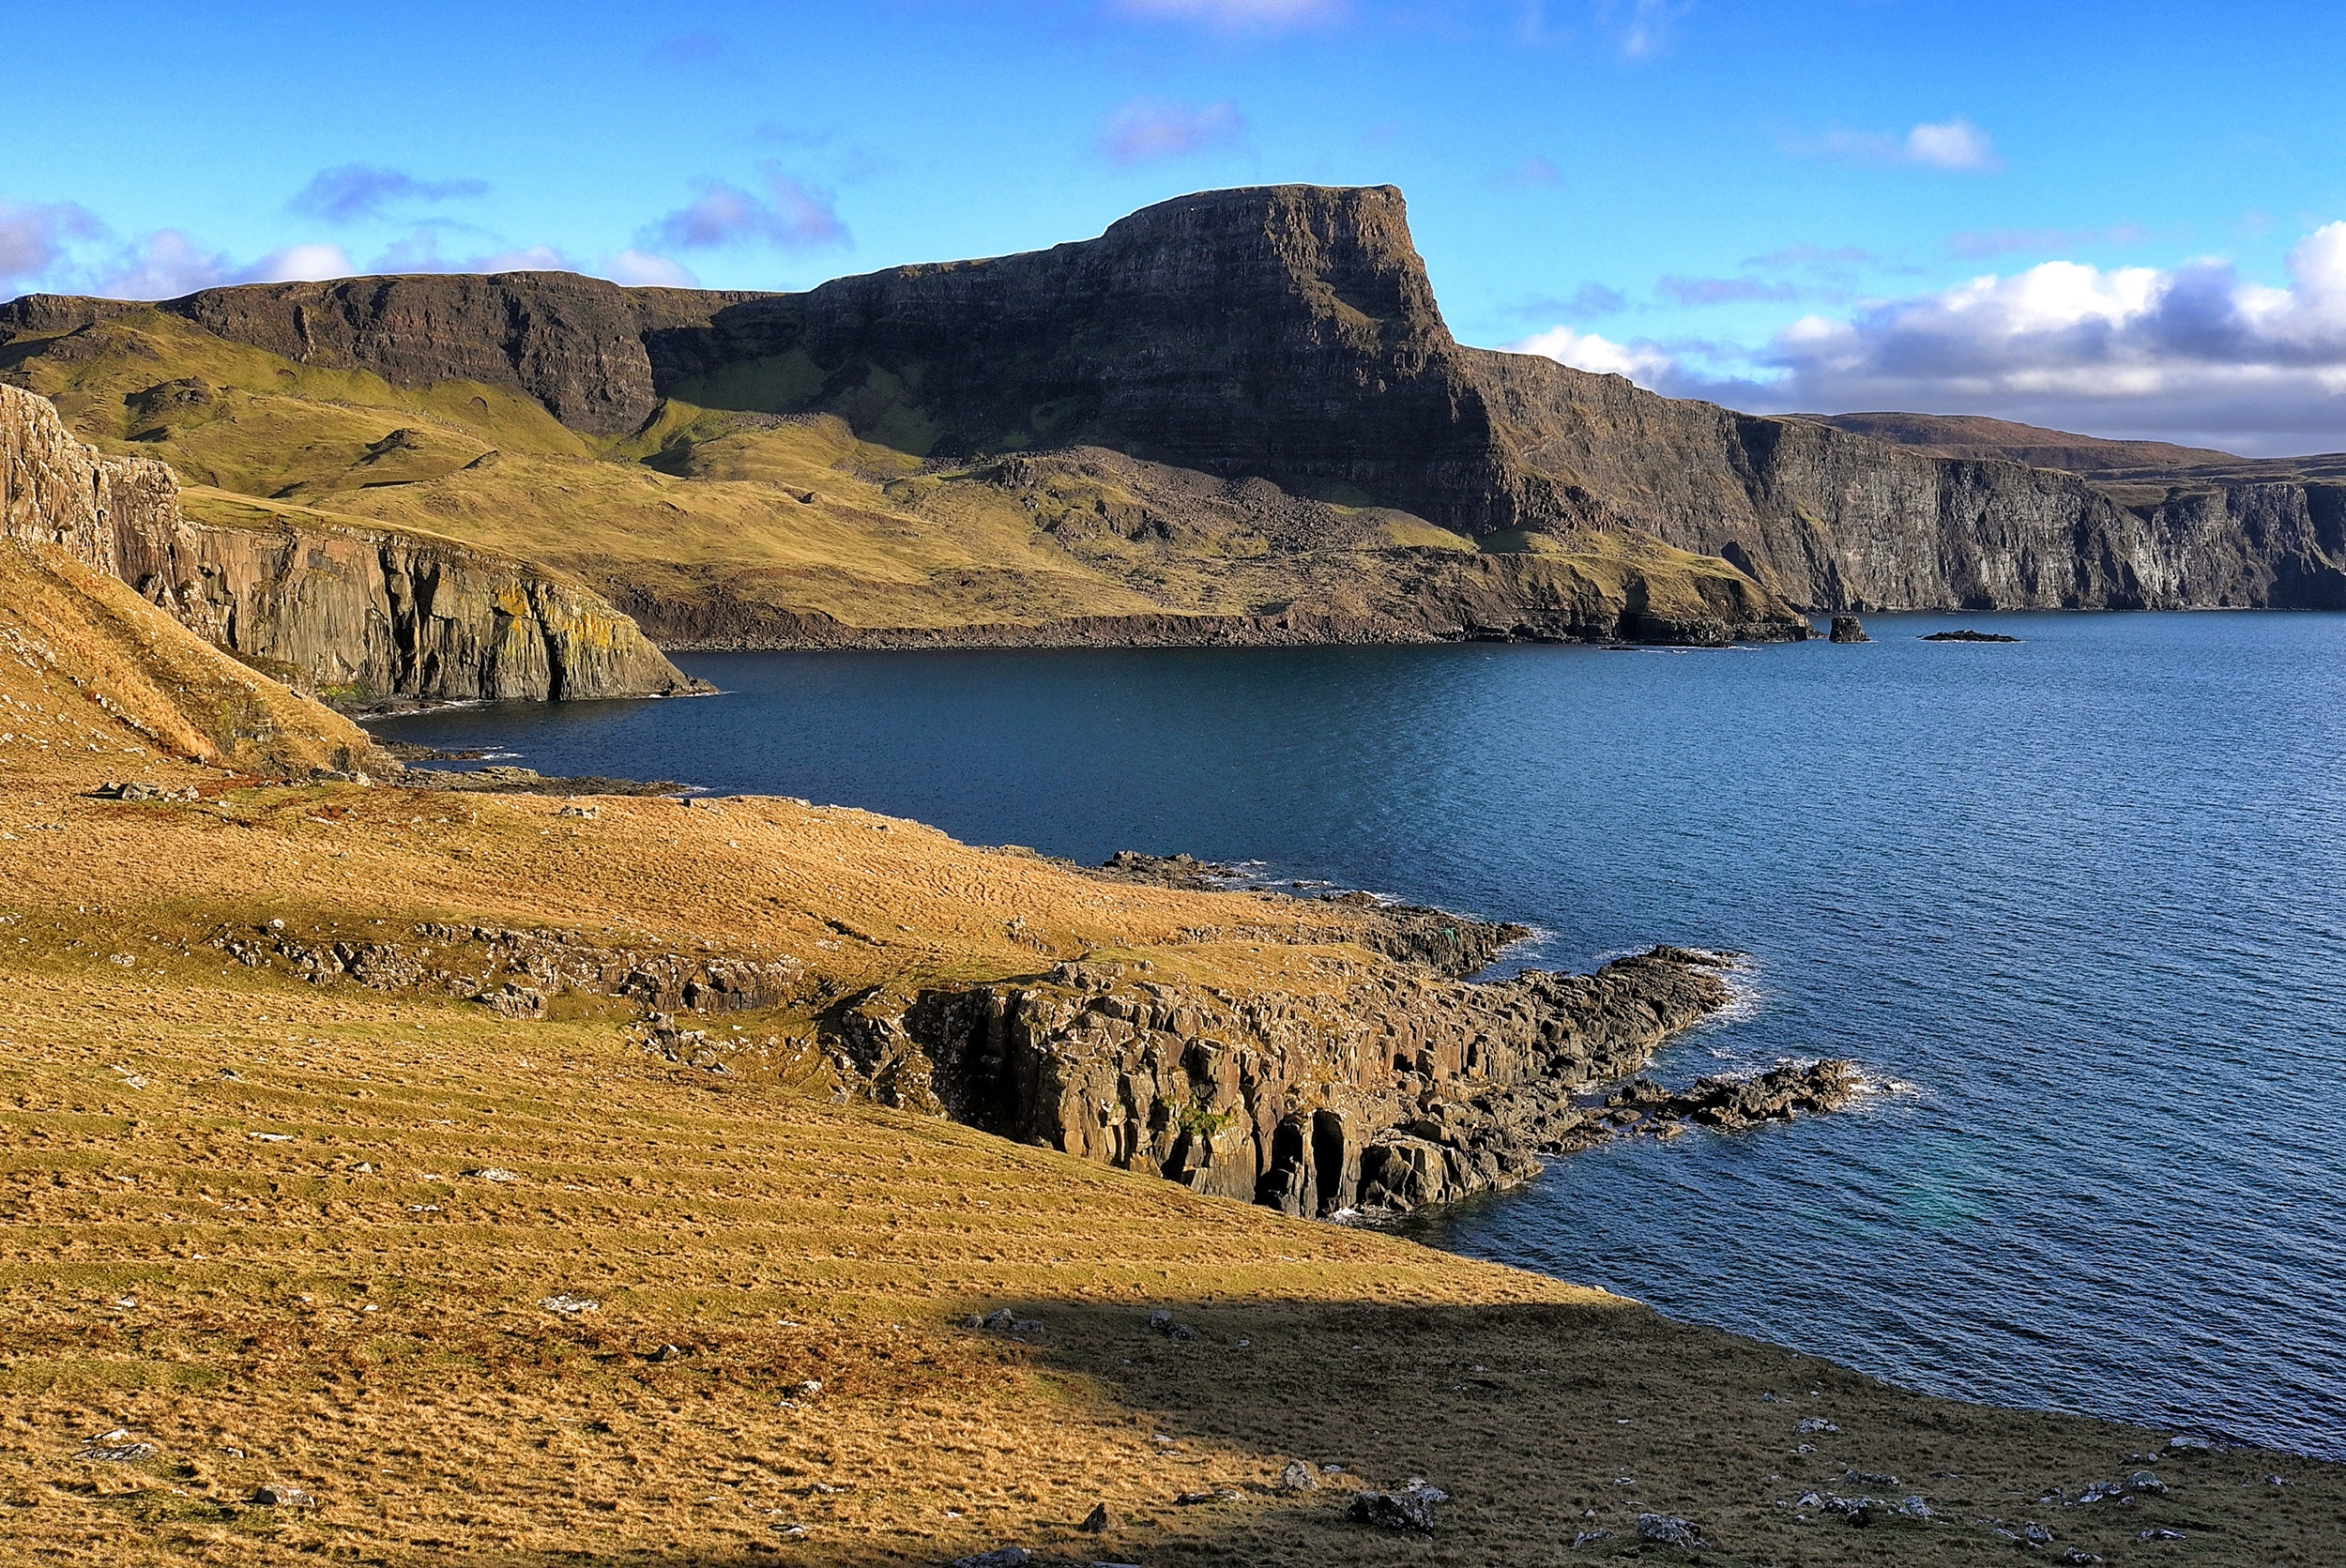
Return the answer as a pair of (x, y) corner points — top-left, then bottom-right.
(1921, 629), (2022, 643)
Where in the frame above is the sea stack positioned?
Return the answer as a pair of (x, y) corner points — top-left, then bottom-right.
(1830, 615), (1870, 643)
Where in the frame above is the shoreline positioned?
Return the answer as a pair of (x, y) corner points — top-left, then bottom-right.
(3, 764), (2339, 1560)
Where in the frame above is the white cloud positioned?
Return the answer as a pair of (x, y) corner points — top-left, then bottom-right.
(1606, 0), (1687, 59)
(94, 231), (234, 298)
(1903, 118), (1999, 172)
(372, 234), (694, 286)
(245, 243), (354, 282)
(647, 166), (848, 251)
(1099, 99), (1245, 166)
(1113, 0), (1342, 30)
(100, 235), (351, 297)
(287, 165), (487, 224)
(1744, 221), (2346, 449)
(0, 201), (101, 283)
(472, 246), (571, 273)
(1494, 221), (2346, 451)
(1505, 324), (1676, 385)
(1801, 116), (2004, 175)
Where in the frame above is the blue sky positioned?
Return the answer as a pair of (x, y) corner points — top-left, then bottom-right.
(6, 0), (2344, 452)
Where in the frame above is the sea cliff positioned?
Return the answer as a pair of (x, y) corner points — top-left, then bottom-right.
(1, 381), (702, 703)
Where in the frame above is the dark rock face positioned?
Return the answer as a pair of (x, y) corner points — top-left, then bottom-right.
(159, 514), (706, 704)
(0, 382), (701, 703)
(17, 184), (2329, 613)
(1830, 615), (1869, 643)
(135, 272), (756, 437)
(830, 944), (1743, 1216)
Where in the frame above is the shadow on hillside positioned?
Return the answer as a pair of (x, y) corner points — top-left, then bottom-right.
(416, 1293), (2331, 1568)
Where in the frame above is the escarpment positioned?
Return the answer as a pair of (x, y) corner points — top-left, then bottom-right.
(11, 183), (2339, 630)
(0, 382), (702, 703)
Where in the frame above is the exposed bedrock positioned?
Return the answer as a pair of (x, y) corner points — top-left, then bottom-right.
(830, 945), (1739, 1216)
(0, 381), (701, 703)
(156, 520), (707, 705)
(1089, 851), (1532, 978)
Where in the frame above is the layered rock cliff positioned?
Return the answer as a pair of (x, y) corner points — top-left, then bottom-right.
(1, 382), (703, 703)
(10, 183), (2339, 617)
(833, 944), (1738, 1215)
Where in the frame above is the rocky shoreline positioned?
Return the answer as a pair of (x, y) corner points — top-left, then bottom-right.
(828, 853), (1861, 1218)
(201, 834), (1862, 1220)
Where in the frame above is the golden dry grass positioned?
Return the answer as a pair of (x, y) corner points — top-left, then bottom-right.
(0, 560), (2338, 1566)
(0, 542), (377, 782)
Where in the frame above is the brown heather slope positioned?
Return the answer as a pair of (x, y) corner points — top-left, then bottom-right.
(0, 540), (2341, 1565)
(0, 540), (384, 779)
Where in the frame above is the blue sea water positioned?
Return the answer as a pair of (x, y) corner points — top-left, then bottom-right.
(371, 612), (2346, 1459)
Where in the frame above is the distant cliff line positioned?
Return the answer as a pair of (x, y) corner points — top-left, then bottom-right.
(8, 183), (2343, 629)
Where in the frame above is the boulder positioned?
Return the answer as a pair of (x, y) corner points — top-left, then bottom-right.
(1348, 1480), (1447, 1532)
(1636, 1512), (1706, 1548)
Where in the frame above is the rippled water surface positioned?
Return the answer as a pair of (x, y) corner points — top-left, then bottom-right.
(373, 613), (2346, 1458)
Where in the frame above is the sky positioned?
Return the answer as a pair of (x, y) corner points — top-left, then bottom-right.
(5, 0), (2344, 454)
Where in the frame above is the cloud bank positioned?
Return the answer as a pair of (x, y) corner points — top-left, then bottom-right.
(1506, 221), (2346, 453)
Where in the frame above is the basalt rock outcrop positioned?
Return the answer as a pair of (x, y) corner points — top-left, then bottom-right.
(161, 509), (707, 705)
(12, 184), (2338, 617)
(0, 381), (701, 702)
(210, 918), (803, 1016)
(830, 944), (1741, 1216)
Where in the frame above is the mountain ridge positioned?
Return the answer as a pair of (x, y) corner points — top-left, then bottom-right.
(8, 183), (2343, 629)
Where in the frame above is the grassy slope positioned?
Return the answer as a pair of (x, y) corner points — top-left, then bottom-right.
(0, 571), (2339, 1565)
(0, 541), (381, 780)
(6, 312), (1782, 637)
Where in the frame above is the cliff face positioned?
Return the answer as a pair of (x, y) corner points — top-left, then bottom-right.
(1, 382), (701, 703)
(617, 540), (1811, 650)
(10, 184), (2339, 616)
(165, 507), (708, 703)
(836, 946), (1736, 1217)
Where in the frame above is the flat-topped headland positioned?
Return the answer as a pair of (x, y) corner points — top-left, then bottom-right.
(12, 185), (2341, 713)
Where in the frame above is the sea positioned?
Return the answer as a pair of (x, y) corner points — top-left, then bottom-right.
(369, 611), (2346, 1460)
